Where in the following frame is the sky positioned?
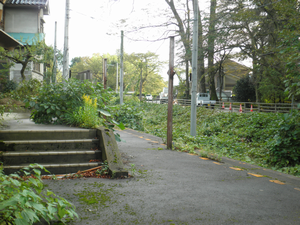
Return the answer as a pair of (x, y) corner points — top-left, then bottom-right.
(44, 0), (175, 82)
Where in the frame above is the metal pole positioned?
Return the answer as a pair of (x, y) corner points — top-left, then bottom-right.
(190, 0), (198, 137)
(167, 36), (175, 150)
(52, 21), (57, 83)
(103, 58), (107, 89)
(62, 0), (70, 82)
(120, 31), (124, 104)
(139, 63), (143, 101)
(116, 62), (118, 92)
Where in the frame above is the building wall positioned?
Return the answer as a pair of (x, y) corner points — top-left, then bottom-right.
(4, 8), (39, 33)
(9, 61), (43, 82)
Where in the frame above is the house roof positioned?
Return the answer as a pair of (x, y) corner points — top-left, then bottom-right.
(222, 59), (251, 80)
(4, 0), (49, 14)
(4, 0), (48, 5)
(0, 29), (23, 50)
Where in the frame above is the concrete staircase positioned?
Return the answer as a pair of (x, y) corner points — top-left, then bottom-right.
(0, 129), (102, 175)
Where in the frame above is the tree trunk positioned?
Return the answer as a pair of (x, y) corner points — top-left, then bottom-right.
(195, 2), (206, 93)
(208, 0), (218, 100)
(20, 60), (29, 81)
(185, 0), (191, 98)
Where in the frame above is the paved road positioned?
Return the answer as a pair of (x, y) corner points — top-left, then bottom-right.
(40, 128), (300, 225)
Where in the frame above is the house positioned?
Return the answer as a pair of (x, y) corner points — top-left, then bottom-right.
(215, 59), (251, 91)
(202, 59), (251, 99)
(0, 0), (49, 82)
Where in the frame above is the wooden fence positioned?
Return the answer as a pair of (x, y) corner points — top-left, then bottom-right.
(147, 99), (299, 113)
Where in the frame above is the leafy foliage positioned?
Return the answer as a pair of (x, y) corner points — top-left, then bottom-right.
(110, 99), (145, 131)
(233, 76), (256, 102)
(29, 79), (111, 125)
(0, 40), (53, 81)
(267, 112), (300, 168)
(0, 164), (78, 225)
(67, 94), (104, 128)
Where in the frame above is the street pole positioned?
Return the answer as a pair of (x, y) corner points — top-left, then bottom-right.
(62, 0), (70, 82)
(139, 63), (143, 101)
(167, 36), (175, 150)
(190, 0), (198, 137)
(120, 30), (124, 104)
(103, 58), (107, 89)
(52, 21), (57, 83)
(116, 62), (118, 93)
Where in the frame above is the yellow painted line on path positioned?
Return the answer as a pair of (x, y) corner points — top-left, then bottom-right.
(200, 157), (209, 160)
(161, 144), (166, 146)
(294, 188), (300, 191)
(145, 139), (151, 141)
(213, 162), (222, 165)
(139, 136), (144, 138)
(248, 173), (264, 178)
(229, 167), (243, 171)
(269, 180), (285, 185)
(188, 153), (197, 156)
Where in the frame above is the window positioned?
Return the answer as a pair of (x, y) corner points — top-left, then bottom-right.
(33, 62), (40, 73)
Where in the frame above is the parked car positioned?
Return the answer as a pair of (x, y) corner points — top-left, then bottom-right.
(146, 94), (153, 100)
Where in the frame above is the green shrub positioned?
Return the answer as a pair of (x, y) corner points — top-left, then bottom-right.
(3, 80), (18, 93)
(29, 79), (111, 125)
(10, 79), (42, 101)
(0, 164), (78, 225)
(267, 112), (300, 167)
(66, 94), (104, 128)
(110, 100), (144, 131)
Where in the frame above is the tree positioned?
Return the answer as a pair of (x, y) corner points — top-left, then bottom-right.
(233, 75), (256, 102)
(0, 40), (52, 81)
(70, 52), (167, 96)
(124, 52), (166, 96)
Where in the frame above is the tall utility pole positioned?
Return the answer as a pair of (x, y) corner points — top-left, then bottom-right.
(62, 0), (70, 82)
(167, 36), (175, 150)
(52, 21), (57, 83)
(139, 63), (143, 101)
(190, 0), (198, 137)
(116, 62), (118, 92)
(120, 30), (124, 104)
(103, 58), (107, 89)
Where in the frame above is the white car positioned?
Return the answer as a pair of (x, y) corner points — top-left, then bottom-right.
(146, 94), (153, 100)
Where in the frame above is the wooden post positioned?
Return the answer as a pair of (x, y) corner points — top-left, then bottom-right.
(167, 36), (175, 150)
(103, 58), (107, 89)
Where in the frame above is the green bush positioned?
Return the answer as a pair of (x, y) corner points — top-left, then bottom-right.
(233, 75), (256, 102)
(3, 80), (18, 93)
(10, 79), (42, 101)
(267, 112), (300, 167)
(0, 164), (78, 225)
(110, 100), (144, 131)
(29, 79), (111, 125)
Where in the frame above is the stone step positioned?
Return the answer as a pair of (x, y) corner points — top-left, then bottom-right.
(3, 162), (101, 175)
(1, 139), (99, 151)
(0, 129), (97, 140)
(2, 150), (101, 165)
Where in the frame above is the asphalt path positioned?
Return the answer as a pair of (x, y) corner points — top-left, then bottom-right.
(42, 128), (300, 225)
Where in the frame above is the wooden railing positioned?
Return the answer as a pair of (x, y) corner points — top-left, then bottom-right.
(146, 99), (299, 113)
(214, 102), (300, 113)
